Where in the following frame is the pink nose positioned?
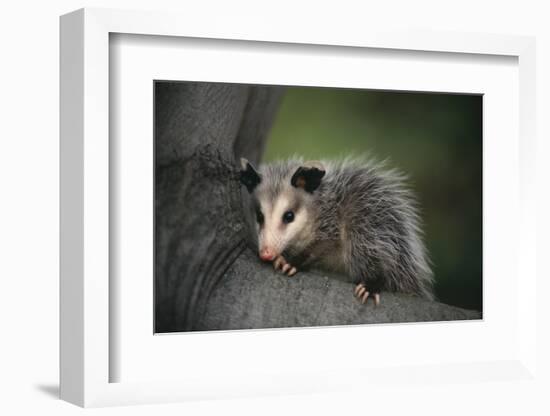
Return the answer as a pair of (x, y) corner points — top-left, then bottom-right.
(259, 248), (276, 262)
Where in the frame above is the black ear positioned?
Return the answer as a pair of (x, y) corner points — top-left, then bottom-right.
(291, 161), (326, 193)
(239, 158), (261, 193)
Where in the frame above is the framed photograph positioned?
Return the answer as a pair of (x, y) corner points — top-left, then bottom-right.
(60, 8), (537, 407)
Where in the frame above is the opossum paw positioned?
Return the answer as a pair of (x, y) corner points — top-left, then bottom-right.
(273, 255), (285, 271)
(273, 255), (298, 276)
(354, 283), (381, 306)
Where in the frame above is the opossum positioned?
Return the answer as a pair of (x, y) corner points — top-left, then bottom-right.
(239, 157), (434, 305)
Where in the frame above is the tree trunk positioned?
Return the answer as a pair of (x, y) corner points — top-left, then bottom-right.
(154, 81), (480, 333)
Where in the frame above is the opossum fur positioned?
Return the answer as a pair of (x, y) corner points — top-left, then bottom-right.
(239, 156), (434, 300)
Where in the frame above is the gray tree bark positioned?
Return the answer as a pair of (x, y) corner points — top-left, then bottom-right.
(154, 81), (480, 333)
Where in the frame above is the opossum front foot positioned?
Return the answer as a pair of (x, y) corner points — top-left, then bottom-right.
(354, 283), (381, 306)
(273, 255), (297, 276)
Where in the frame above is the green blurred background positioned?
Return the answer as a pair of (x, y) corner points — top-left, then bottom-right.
(263, 87), (482, 311)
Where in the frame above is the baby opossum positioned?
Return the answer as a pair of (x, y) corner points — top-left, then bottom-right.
(239, 157), (434, 305)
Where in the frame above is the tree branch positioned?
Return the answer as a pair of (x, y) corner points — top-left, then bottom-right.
(154, 82), (283, 332)
(196, 250), (480, 331)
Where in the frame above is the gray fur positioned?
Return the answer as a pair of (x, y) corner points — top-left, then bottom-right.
(242, 157), (434, 299)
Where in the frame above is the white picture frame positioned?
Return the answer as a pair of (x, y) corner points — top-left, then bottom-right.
(60, 7), (537, 407)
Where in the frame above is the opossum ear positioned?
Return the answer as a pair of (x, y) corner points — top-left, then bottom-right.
(291, 161), (326, 193)
(239, 158), (261, 193)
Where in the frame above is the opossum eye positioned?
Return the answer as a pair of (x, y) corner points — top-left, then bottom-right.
(256, 210), (264, 225)
(282, 211), (295, 224)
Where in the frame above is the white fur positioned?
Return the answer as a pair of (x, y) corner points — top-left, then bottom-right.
(258, 194), (309, 257)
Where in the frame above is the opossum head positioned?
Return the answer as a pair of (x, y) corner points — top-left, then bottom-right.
(240, 158), (325, 262)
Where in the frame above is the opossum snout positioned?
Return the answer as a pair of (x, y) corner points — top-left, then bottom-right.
(259, 247), (277, 262)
